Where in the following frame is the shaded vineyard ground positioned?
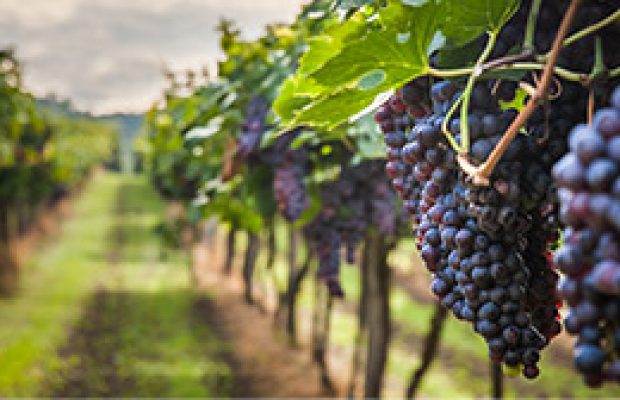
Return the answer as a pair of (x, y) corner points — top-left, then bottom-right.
(43, 174), (328, 397)
(0, 173), (117, 395)
(44, 178), (232, 397)
(204, 221), (620, 398)
(0, 172), (329, 397)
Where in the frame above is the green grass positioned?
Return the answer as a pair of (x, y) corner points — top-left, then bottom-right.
(89, 175), (231, 397)
(0, 173), (118, 395)
(0, 173), (232, 397)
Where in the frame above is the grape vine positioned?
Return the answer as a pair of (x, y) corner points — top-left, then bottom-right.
(145, 0), (620, 395)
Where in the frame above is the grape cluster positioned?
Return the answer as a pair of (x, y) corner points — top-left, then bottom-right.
(236, 99), (311, 223)
(373, 0), (620, 380)
(478, 0), (620, 75)
(375, 77), (433, 223)
(454, 82), (567, 346)
(377, 78), (565, 378)
(303, 160), (399, 296)
(273, 151), (309, 222)
(237, 96), (270, 159)
(261, 128), (311, 222)
(553, 86), (620, 387)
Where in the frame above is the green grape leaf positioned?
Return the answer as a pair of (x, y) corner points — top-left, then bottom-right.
(203, 195), (263, 233)
(298, 16), (367, 76)
(291, 87), (387, 130)
(276, 0), (440, 129)
(442, 0), (521, 46)
(274, 0), (521, 131)
(272, 76), (317, 122)
(298, 36), (338, 76)
(308, 27), (430, 88)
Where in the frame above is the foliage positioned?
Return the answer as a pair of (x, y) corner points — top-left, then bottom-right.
(144, 0), (620, 392)
(0, 50), (115, 216)
(274, 0), (519, 130)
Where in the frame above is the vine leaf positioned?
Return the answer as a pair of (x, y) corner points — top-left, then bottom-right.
(333, 0), (375, 14)
(274, 0), (521, 130)
(272, 76), (317, 122)
(276, 0), (439, 129)
(442, 0), (521, 46)
(308, 28), (429, 88)
(298, 16), (367, 76)
(204, 195), (264, 234)
(294, 88), (386, 129)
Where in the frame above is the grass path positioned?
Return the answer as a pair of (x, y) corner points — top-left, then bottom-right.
(0, 173), (117, 395)
(0, 173), (232, 397)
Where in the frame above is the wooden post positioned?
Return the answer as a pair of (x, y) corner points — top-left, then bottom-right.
(223, 225), (237, 274)
(243, 232), (260, 304)
(363, 231), (391, 398)
(406, 301), (448, 399)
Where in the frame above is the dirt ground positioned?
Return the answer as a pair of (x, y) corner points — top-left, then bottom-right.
(191, 238), (342, 397)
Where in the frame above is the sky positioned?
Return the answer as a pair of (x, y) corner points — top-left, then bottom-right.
(0, 0), (307, 114)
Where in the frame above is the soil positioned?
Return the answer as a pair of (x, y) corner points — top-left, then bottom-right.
(192, 238), (338, 397)
(48, 289), (134, 397)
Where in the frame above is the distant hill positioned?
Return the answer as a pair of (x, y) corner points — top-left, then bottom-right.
(37, 96), (144, 136)
(37, 96), (144, 173)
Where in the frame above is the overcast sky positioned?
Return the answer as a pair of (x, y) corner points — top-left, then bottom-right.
(0, 0), (306, 114)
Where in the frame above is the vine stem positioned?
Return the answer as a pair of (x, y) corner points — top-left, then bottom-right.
(480, 50), (534, 72)
(440, 96), (464, 152)
(459, 31), (498, 153)
(523, 0), (542, 50)
(440, 32), (500, 154)
(563, 8), (620, 47)
(588, 90), (595, 124)
(428, 62), (585, 83)
(496, 62), (586, 83)
(459, 0), (582, 186)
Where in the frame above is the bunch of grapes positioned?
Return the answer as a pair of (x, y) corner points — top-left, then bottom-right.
(273, 150), (310, 222)
(552, 86), (620, 387)
(454, 81), (573, 345)
(375, 77), (431, 224)
(303, 160), (400, 296)
(258, 128), (311, 223)
(236, 96), (270, 159)
(271, 137), (311, 224)
(372, 0), (620, 380)
(376, 76), (568, 378)
(236, 98), (311, 223)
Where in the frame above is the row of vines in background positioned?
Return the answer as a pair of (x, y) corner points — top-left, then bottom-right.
(0, 49), (116, 294)
(146, 0), (620, 397)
